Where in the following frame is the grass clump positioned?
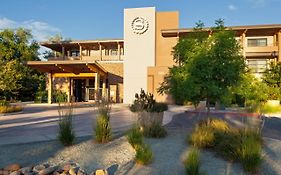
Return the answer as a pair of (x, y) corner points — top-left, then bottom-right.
(239, 134), (263, 172)
(189, 118), (263, 173)
(127, 126), (143, 149)
(94, 99), (112, 143)
(58, 102), (75, 146)
(261, 103), (281, 114)
(143, 122), (167, 138)
(184, 148), (205, 175)
(135, 144), (153, 165)
(0, 105), (23, 114)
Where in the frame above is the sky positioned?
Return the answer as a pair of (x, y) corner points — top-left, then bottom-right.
(0, 0), (280, 42)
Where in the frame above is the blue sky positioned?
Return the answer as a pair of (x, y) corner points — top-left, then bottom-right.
(0, 0), (280, 41)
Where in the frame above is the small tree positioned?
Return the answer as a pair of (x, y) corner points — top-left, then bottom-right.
(262, 62), (281, 100)
(159, 20), (246, 111)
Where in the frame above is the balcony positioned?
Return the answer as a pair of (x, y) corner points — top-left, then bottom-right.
(48, 55), (124, 62)
(245, 45), (279, 57)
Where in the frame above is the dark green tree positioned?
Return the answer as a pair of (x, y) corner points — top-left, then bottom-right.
(0, 28), (44, 101)
(159, 20), (246, 110)
(262, 62), (281, 100)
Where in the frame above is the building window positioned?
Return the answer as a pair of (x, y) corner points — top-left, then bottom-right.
(71, 51), (80, 57)
(111, 49), (118, 56)
(105, 49), (110, 56)
(247, 59), (268, 73)
(247, 38), (267, 47)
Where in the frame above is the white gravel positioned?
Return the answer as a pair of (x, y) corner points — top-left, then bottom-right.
(1, 129), (281, 175)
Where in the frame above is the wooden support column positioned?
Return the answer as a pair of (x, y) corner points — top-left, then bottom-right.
(102, 77), (106, 98)
(278, 31), (281, 62)
(68, 78), (71, 103)
(241, 31), (247, 57)
(95, 73), (100, 100)
(48, 73), (53, 104)
(79, 44), (82, 60)
(99, 43), (103, 61)
(117, 42), (121, 60)
(62, 46), (65, 59)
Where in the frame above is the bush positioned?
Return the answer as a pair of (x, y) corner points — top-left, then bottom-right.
(239, 136), (263, 172)
(34, 90), (47, 103)
(184, 148), (204, 175)
(53, 90), (68, 103)
(58, 102), (75, 146)
(94, 99), (112, 143)
(127, 126), (143, 149)
(0, 105), (23, 114)
(0, 100), (9, 106)
(135, 144), (153, 165)
(190, 125), (215, 148)
(130, 89), (168, 113)
(261, 103), (281, 114)
(198, 118), (230, 132)
(143, 122), (167, 138)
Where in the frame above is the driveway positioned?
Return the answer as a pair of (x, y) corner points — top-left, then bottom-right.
(0, 103), (136, 145)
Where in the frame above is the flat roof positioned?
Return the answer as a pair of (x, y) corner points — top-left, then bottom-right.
(162, 24), (281, 37)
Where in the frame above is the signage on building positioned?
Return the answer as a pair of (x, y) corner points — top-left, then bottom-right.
(131, 17), (149, 35)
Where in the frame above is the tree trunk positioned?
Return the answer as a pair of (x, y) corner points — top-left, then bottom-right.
(206, 97), (210, 116)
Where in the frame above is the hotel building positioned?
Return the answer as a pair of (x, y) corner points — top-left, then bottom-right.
(27, 7), (281, 104)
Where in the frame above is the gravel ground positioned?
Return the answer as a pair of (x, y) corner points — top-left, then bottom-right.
(1, 129), (281, 175)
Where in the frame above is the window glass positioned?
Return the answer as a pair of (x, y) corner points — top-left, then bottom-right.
(247, 59), (268, 73)
(247, 38), (267, 47)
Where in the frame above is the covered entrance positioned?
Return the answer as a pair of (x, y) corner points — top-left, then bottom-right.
(27, 60), (108, 104)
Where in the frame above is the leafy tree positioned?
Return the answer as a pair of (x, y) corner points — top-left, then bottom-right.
(159, 20), (246, 110)
(262, 62), (281, 100)
(0, 28), (44, 101)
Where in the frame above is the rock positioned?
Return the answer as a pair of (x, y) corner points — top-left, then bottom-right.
(39, 167), (56, 175)
(4, 164), (21, 172)
(76, 170), (85, 175)
(24, 172), (35, 175)
(106, 164), (118, 175)
(95, 170), (108, 175)
(0, 170), (9, 175)
(19, 167), (32, 174)
(9, 171), (21, 175)
(52, 171), (60, 175)
(68, 168), (75, 175)
(62, 165), (71, 172)
(33, 165), (46, 173)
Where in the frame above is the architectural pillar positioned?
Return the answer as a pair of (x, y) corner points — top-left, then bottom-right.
(241, 32), (246, 57)
(62, 46), (65, 58)
(99, 43), (102, 60)
(102, 77), (106, 98)
(79, 45), (82, 60)
(68, 78), (71, 102)
(95, 73), (100, 100)
(117, 42), (121, 60)
(278, 31), (281, 62)
(48, 73), (53, 104)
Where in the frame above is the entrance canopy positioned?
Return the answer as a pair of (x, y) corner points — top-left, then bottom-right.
(27, 60), (107, 76)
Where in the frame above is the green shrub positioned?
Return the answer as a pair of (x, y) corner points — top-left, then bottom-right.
(143, 122), (167, 138)
(127, 126), (143, 149)
(130, 89), (168, 113)
(239, 136), (262, 172)
(58, 103), (75, 146)
(198, 118), (230, 132)
(0, 100), (9, 106)
(35, 90), (48, 103)
(261, 103), (281, 114)
(0, 105), (23, 114)
(190, 125), (215, 148)
(184, 148), (204, 175)
(53, 90), (68, 103)
(135, 144), (153, 165)
(94, 99), (112, 143)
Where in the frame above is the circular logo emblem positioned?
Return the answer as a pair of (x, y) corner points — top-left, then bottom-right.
(131, 17), (149, 35)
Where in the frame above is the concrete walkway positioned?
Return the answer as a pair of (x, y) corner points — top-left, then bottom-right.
(0, 103), (137, 145)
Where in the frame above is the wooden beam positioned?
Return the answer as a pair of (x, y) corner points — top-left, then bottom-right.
(86, 64), (106, 76)
(53, 73), (96, 78)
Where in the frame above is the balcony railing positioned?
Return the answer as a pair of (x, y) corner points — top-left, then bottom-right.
(48, 55), (124, 61)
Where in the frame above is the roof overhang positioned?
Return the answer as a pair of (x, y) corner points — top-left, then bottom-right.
(27, 60), (107, 76)
(162, 24), (281, 37)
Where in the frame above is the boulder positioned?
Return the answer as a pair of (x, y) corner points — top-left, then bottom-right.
(68, 167), (76, 175)
(0, 170), (9, 175)
(19, 167), (32, 174)
(4, 164), (21, 172)
(38, 167), (56, 175)
(95, 170), (108, 175)
(9, 171), (21, 175)
(33, 165), (46, 173)
(62, 164), (71, 172)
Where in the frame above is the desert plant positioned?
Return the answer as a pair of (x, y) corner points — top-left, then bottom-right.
(143, 122), (167, 138)
(94, 99), (112, 143)
(198, 118), (230, 132)
(34, 90), (48, 103)
(239, 135), (263, 172)
(184, 148), (205, 175)
(0, 105), (23, 114)
(135, 144), (153, 165)
(190, 125), (215, 148)
(58, 102), (75, 146)
(127, 126), (143, 149)
(53, 90), (68, 103)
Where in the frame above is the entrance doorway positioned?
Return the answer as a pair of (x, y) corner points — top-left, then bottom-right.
(73, 79), (86, 102)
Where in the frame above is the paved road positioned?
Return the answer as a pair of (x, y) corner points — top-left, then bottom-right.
(0, 104), (137, 145)
(166, 111), (281, 140)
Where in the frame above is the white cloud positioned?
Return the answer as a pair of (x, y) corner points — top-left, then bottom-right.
(0, 17), (60, 41)
(228, 4), (237, 11)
